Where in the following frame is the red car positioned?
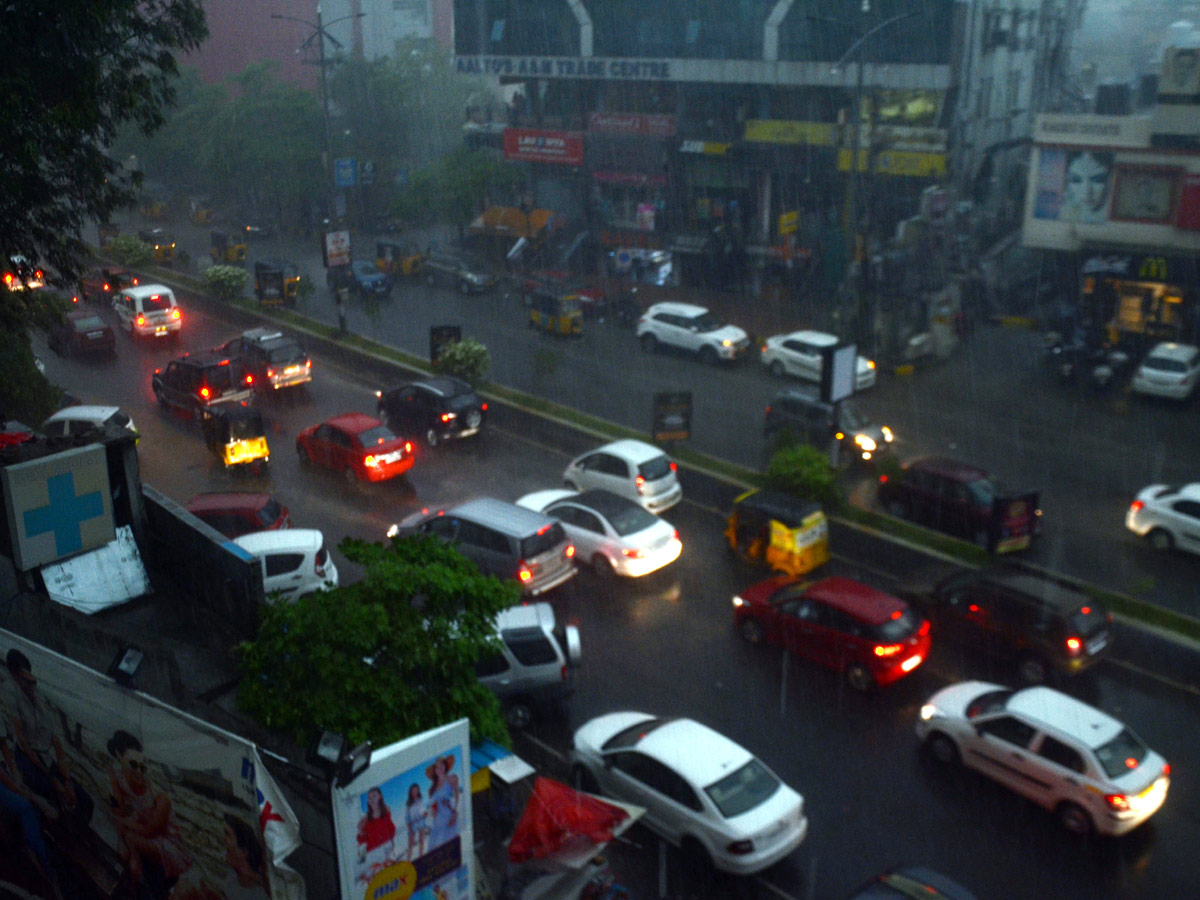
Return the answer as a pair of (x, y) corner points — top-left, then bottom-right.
(732, 575), (930, 691)
(296, 413), (414, 484)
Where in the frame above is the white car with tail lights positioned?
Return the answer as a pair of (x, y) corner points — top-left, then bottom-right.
(916, 681), (1169, 837)
(1126, 482), (1200, 556)
(760, 329), (876, 390)
(562, 439), (682, 514)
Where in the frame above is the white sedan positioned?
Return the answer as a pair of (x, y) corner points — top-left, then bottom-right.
(1130, 341), (1200, 400)
(1126, 482), (1200, 555)
(571, 712), (808, 874)
(516, 489), (681, 577)
(760, 329), (876, 390)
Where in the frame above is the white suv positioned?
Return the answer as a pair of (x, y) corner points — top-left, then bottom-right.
(1126, 482), (1200, 556)
(636, 301), (750, 364)
(917, 681), (1170, 836)
(760, 329), (876, 390)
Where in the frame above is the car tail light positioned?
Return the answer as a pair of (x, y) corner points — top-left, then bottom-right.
(622, 547), (645, 558)
(764, 405), (772, 416)
(315, 547), (328, 578)
(1105, 793), (1130, 812)
(136, 314), (145, 326)
(1129, 500), (1144, 513)
(918, 620), (931, 636)
(673, 530), (680, 541)
(103, 282), (111, 291)
(199, 386), (211, 399)
(266, 368), (275, 378)
(2, 274), (11, 287)
(440, 412), (453, 422)
(561, 664), (568, 681)
(874, 643), (903, 657)
(481, 403), (488, 411)
(404, 441), (413, 453)
(132, 277), (139, 285)
(245, 374), (253, 385)
(517, 563), (532, 582)
(364, 455), (378, 467)
(879, 474), (889, 484)
(726, 840), (754, 855)
(635, 474), (646, 493)
(71, 294), (79, 304)
(1163, 763), (1171, 777)
(1065, 636), (1082, 655)
(305, 359), (312, 368)
(565, 545), (575, 558)
(171, 308), (181, 320)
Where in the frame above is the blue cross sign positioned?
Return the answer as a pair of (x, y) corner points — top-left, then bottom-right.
(2, 443), (115, 571)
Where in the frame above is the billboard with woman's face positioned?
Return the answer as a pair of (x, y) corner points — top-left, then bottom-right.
(1034, 148), (1115, 224)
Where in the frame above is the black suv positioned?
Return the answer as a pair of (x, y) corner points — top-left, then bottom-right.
(215, 328), (312, 392)
(375, 375), (487, 447)
(423, 251), (496, 293)
(151, 351), (254, 420)
(898, 563), (1113, 683)
(764, 388), (894, 464)
(79, 266), (138, 305)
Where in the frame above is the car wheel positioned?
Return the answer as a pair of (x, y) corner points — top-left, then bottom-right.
(571, 764), (599, 794)
(1147, 528), (1174, 552)
(885, 498), (910, 519)
(591, 554), (616, 578)
(769, 360), (786, 378)
(425, 427), (440, 448)
(699, 345), (719, 366)
(639, 333), (658, 353)
(1018, 655), (1049, 684)
(1056, 802), (1093, 836)
(925, 732), (960, 765)
(504, 700), (533, 730)
(846, 663), (875, 692)
(738, 618), (764, 644)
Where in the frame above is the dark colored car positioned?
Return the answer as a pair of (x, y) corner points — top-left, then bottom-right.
(3, 255), (45, 291)
(185, 492), (290, 539)
(328, 260), (390, 298)
(877, 456), (1041, 552)
(296, 412), (414, 483)
(79, 266), (138, 306)
(151, 351), (254, 421)
(764, 388), (895, 463)
(423, 250), (496, 293)
(375, 376), (487, 447)
(844, 867), (978, 900)
(216, 328), (312, 392)
(48, 311), (117, 359)
(732, 574), (931, 690)
(896, 563), (1114, 683)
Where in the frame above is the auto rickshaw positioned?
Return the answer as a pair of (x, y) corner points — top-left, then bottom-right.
(203, 405), (269, 473)
(254, 259), (301, 308)
(189, 197), (215, 225)
(725, 488), (829, 576)
(528, 289), (583, 336)
(210, 231), (248, 265)
(376, 241), (426, 277)
(139, 194), (170, 221)
(138, 229), (175, 267)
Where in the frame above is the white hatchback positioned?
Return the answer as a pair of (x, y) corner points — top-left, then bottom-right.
(571, 712), (808, 874)
(760, 330), (876, 390)
(41, 405), (137, 438)
(516, 488), (682, 577)
(636, 301), (750, 364)
(1126, 482), (1200, 556)
(233, 529), (338, 602)
(562, 439), (682, 514)
(917, 681), (1170, 836)
(1130, 341), (1200, 400)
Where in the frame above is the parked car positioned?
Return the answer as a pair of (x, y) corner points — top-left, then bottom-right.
(390, 497), (578, 597)
(79, 266), (138, 306)
(763, 389), (894, 463)
(296, 413), (414, 484)
(897, 563), (1113, 683)
(328, 260), (391, 298)
(375, 376), (487, 447)
(571, 712), (808, 874)
(1130, 341), (1200, 400)
(216, 328), (312, 392)
(233, 529), (338, 601)
(916, 681), (1170, 836)
(113, 283), (182, 341)
(636, 301), (750, 364)
(733, 575), (930, 690)
(877, 457), (1041, 552)
(48, 310), (117, 359)
(760, 329), (876, 390)
(562, 439), (681, 514)
(41, 405), (136, 439)
(1126, 482), (1200, 555)
(152, 351), (253, 421)
(423, 250), (496, 293)
(516, 489), (682, 578)
(843, 867), (978, 900)
(185, 492), (290, 539)
(3, 255), (45, 291)
(476, 602), (581, 729)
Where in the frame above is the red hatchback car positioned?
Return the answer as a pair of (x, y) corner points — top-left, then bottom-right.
(296, 412), (414, 483)
(732, 575), (931, 691)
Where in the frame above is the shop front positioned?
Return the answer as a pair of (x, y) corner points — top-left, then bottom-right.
(1078, 249), (1200, 350)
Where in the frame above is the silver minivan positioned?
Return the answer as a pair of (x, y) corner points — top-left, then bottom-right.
(391, 497), (578, 596)
(477, 602), (581, 728)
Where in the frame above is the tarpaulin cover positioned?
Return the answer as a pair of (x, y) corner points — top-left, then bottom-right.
(507, 777), (629, 863)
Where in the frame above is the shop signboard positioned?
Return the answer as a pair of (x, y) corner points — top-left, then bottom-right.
(744, 120), (835, 146)
(653, 391), (692, 442)
(503, 128), (585, 166)
(323, 229), (352, 268)
(778, 211), (798, 236)
(588, 112), (676, 137)
(679, 140), (731, 155)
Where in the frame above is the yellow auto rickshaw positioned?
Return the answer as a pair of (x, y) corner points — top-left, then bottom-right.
(725, 488), (829, 577)
(203, 405), (269, 473)
(138, 229), (175, 267)
(139, 194), (170, 221)
(189, 197), (215, 225)
(254, 259), (301, 308)
(210, 231), (248, 265)
(376, 241), (426, 277)
(528, 289), (583, 336)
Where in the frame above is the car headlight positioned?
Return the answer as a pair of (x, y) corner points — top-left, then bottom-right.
(386, 524), (400, 539)
(732, 595), (746, 608)
(721, 339), (732, 347)
(881, 426), (894, 442)
(855, 435), (877, 452)
(919, 704), (942, 721)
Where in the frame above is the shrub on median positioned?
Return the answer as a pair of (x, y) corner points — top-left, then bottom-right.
(203, 265), (249, 303)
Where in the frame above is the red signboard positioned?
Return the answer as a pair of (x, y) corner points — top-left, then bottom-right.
(588, 112), (677, 138)
(503, 128), (585, 166)
(1177, 173), (1200, 231)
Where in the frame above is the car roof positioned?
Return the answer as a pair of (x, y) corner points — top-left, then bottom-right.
(646, 301), (709, 317)
(242, 327), (283, 343)
(1144, 341), (1199, 362)
(907, 457), (990, 481)
(1007, 686), (1123, 748)
(44, 405), (119, 424)
(635, 718), (753, 788)
(805, 576), (908, 625)
(123, 283), (174, 299)
(185, 492), (273, 514)
(413, 375), (473, 397)
(781, 329), (837, 346)
(450, 497), (559, 535)
(175, 350), (238, 369)
(572, 489), (643, 518)
(495, 601), (555, 633)
(65, 309), (107, 321)
(234, 528), (323, 555)
(593, 439), (668, 464)
(978, 567), (1095, 612)
(325, 412), (385, 433)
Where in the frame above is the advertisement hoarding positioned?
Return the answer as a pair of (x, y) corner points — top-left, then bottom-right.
(502, 129), (585, 166)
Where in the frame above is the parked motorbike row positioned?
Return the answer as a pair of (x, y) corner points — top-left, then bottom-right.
(1042, 329), (1133, 391)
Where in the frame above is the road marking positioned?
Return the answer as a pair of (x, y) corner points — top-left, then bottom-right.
(1107, 657), (1200, 696)
(521, 732), (565, 764)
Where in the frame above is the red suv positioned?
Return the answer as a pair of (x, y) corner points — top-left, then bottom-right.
(296, 413), (414, 484)
(185, 492), (290, 539)
(732, 575), (931, 691)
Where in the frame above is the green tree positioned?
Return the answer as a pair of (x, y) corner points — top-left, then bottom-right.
(237, 535), (517, 748)
(107, 235), (155, 269)
(393, 149), (525, 234)
(434, 337), (491, 386)
(203, 265), (249, 302)
(765, 444), (843, 509)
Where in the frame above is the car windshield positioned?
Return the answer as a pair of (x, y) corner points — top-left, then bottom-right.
(1067, 604), (1108, 636)
(72, 315), (106, 332)
(358, 425), (397, 446)
(638, 455), (673, 481)
(519, 521), (567, 558)
(205, 364), (240, 391)
(966, 689), (1012, 719)
(267, 345), (306, 364)
(353, 262), (379, 277)
(872, 607), (921, 641)
(1143, 356), (1186, 373)
(1094, 728), (1151, 780)
(144, 293), (172, 311)
(258, 499), (284, 526)
(447, 390), (478, 412)
(689, 312), (724, 332)
(966, 477), (998, 508)
(603, 502), (658, 536)
(600, 716), (673, 751)
(704, 758), (780, 818)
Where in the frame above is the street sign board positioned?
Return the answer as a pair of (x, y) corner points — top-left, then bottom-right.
(335, 157), (358, 188)
(820, 343), (858, 404)
(778, 210), (798, 236)
(322, 230), (352, 268)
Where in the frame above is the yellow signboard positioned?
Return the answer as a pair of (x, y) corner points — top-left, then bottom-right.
(837, 149), (947, 177)
(744, 120), (835, 146)
(778, 211), (799, 236)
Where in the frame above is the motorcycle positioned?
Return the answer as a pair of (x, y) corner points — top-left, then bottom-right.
(1043, 331), (1131, 391)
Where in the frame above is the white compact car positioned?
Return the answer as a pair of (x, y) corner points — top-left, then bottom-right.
(516, 488), (682, 577)
(571, 712), (808, 874)
(916, 681), (1170, 837)
(760, 330), (876, 390)
(1126, 482), (1200, 556)
(636, 301), (750, 364)
(41, 405), (137, 438)
(1130, 341), (1200, 400)
(562, 439), (682, 514)
(233, 529), (338, 602)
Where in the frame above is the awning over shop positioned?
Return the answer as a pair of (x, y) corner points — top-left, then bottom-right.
(507, 777), (642, 866)
(469, 206), (557, 239)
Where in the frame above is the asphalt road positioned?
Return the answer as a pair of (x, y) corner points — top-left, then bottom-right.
(32, 292), (1200, 900)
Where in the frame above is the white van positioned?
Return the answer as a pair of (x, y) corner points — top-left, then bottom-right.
(233, 529), (338, 602)
(112, 283), (182, 340)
